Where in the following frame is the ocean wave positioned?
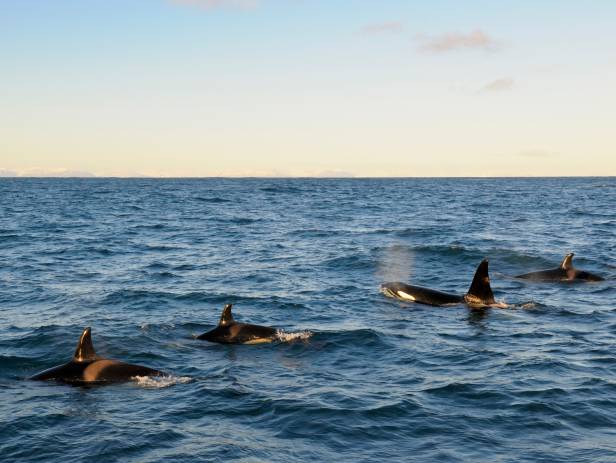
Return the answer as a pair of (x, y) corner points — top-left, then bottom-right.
(145, 261), (171, 270)
(131, 223), (166, 230)
(227, 217), (259, 225)
(3, 178), (616, 463)
(0, 233), (21, 242)
(324, 254), (374, 270)
(143, 244), (186, 252)
(101, 289), (175, 305)
(275, 330), (313, 342)
(287, 228), (340, 238)
(133, 375), (193, 388)
(193, 196), (231, 203)
(260, 186), (302, 194)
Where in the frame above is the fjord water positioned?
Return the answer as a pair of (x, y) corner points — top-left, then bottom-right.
(1, 178), (614, 462)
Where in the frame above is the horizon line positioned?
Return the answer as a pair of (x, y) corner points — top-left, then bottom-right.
(1, 175), (614, 180)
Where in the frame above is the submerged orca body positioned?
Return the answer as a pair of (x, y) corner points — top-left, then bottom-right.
(197, 304), (278, 344)
(30, 327), (164, 384)
(515, 253), (604, 282)
(381, 259), (502, 308)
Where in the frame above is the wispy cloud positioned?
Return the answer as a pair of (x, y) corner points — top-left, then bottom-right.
(417, 29), (499, 53)
(0, 168), (18, 177)
(360, 22), (404, 35)
(480, 78), (514, 93)
(169, 0), (259, 11)
(0, 168), (97, 177)
(313, 170), (355, 178)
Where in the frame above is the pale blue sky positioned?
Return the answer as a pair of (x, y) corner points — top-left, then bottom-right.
(1, 0), (615, 176)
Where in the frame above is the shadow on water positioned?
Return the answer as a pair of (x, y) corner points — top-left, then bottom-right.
(466, 308), (490, 328)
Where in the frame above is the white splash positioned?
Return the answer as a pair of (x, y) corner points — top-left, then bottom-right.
(490, 300), (510, 309)
(275, 330), (313, 342)
(132, 375), (192, 388)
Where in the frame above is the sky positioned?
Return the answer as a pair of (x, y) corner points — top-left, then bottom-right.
(1, 0), (615, 177)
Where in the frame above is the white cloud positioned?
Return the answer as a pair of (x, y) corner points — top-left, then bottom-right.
(0, 168), (96, 177)
(480, 78), (515, 93)
(417, 29), (500, 53)
(360, 22), (404, 35)
(169, 0), (259, 10)
(0, 168), (18, 177)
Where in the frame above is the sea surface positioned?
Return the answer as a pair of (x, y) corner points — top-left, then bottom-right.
(0, 177), (615, 462)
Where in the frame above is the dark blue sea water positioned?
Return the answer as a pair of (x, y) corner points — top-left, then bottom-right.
(1, 178), (615, 462)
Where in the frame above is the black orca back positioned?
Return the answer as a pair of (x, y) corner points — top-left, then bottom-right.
(30, 327), (164, 384)
(197, 304), (277, 344)
(516, 253), (604, 282)
(29, 361), (91, 382)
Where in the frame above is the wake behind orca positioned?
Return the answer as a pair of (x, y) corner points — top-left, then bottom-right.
(30, 327), (165, 385)
(515, 253), (604, 282)
(197, 304), (279, 344)
(381, 259), (506, 308)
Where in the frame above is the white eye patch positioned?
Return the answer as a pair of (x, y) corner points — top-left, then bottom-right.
(396, 291), (416, 301)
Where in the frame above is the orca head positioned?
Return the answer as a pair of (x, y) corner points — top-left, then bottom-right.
(380, 283), (416, 301)
(464, 259), (496, 307)
(73, 327), (98, 362)
(380, 283), (398, 299)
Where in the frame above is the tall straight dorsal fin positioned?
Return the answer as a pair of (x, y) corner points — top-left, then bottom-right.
(465, 259), (495, 305)
(73, 327), (97, 362)
(560, 253), (574, 270)
(218, 304), (235, 327)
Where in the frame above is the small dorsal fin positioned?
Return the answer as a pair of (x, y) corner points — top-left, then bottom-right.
(560, 253), (574, 270)
(73, 327), (97, 362)
(465, 259), (495, 305)
(218, 304), (235, 327)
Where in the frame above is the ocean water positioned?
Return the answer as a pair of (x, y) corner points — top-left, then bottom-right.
(0, 177), (615, 462)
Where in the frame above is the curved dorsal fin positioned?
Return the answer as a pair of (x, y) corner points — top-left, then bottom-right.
(560, 253), (574, 270)
(73, 327), (97, 362)
(218, 304), (235, 327)
(465, 259), (495, 305)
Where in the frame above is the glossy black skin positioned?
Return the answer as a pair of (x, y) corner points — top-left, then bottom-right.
(198, 323), (278, 344)
(516, 253), (604, 282)
(30, 361), (163, 385)
(380, 259), (498, 308)
(516, 268), (604, 282)
(197, 304), (278, 344)
(29, 327), (165, 385)
(380, 282), (463, 306)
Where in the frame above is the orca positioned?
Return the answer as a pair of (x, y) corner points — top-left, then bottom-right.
(515, 253), (604, 282)
(197, 304), (278, 344)
(381, 259), (506, 308)
(30, 327), (165, 384)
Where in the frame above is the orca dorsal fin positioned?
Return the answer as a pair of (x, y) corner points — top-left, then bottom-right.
(218, 304), (235, 327)
(73, 327), (97, 362)
(465, 259), (495, 305)
(560, 253), (574, 270)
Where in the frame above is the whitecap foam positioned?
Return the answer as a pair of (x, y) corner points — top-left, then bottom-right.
(275, 330), (313, 342)
(491, 300), (510, 309)
(132, 375), (192, 388)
